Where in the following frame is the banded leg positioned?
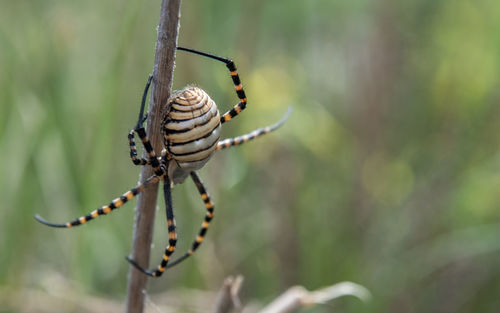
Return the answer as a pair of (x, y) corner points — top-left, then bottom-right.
(128, 131), (149, 165)
(130, 128), (164, 177)
(217, 107), (292, 150)
(129, 75), (164, 175)
(177, 47), (247, 124)
(166, 171), (214, 268)
(129, 136), (167, 166)
(127, 180), (177, 277)
(34, 175), (162, 228)
(128, 130), (165, 166)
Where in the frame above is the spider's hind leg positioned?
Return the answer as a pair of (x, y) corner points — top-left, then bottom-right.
(165, 171), (214, 269)
(127, 179), (177, 277)
(177, 47), (248, 124)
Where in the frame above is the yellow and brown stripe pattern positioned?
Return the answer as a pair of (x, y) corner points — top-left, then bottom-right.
(162, 87), (221, 174)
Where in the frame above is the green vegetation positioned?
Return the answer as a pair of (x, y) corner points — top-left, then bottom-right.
(1, 0), (500, 312)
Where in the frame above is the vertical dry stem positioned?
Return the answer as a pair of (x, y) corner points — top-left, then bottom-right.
(125, 1), (181, 312)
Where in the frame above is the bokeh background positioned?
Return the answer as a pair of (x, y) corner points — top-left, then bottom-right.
(1, 0), (500, 312)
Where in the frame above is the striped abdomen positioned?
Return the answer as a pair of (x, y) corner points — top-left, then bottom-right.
(162, 87), (221, 184)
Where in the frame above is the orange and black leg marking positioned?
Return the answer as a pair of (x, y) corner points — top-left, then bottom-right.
(134, 128), (163, 176)
(166, 171), (214, 269)
(128, 130), (149, 166)
(34, 175), (161, 228)
(177, 47), (247, 124)
(128, 128), (165, 176)
(217, 107), (292, 150)
(127, 180), (177, 277)
(128, 74), (164, 175)
(221, 62), (247, 124)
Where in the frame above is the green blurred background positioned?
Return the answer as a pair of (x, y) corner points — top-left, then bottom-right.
(1, 0), (500, 312)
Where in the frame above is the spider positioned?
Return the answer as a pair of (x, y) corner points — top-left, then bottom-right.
(35, 46), (290, 277)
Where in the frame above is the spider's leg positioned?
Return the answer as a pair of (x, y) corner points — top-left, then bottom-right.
(128, 74), (152, 166)
(128, 75), (164, 176)
(127, 180), (177, 277)
(128, 130), (149, 166)
(136, 75), (153, 130)
(166, 171), (214, 269)
(177, 47), (247, 124)
(34, 175), (161, 228)
(131, 128), (164, 176)
(128, 130), (164, 167)
(217, 107), (292, 150)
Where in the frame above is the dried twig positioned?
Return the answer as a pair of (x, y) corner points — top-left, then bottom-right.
(258, 282), (371, 313)
(212, 276), (370, 313)
(213, 276), (245, 313)
(125, 1), (181, 313)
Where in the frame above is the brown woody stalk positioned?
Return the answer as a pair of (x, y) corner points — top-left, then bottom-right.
(125, 1), (181, 312)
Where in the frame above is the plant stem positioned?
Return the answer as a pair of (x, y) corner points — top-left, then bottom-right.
(125, 1), (181, 312)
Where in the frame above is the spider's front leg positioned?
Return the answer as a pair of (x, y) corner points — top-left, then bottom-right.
(127, 75), (164, 176)
(34, 174), (162, 228)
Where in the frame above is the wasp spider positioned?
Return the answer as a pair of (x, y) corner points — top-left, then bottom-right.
(35, 47), (290, 277)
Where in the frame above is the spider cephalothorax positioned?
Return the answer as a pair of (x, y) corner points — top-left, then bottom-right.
(35, 46), (290, 277)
